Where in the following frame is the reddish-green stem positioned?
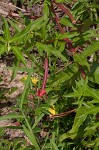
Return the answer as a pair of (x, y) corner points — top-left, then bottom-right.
(52, 0), (76, 24)
(42, 58), (48, 89)
(51, 2), (76, 53)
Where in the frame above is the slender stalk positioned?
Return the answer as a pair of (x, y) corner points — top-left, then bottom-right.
(21, 110), (32, 132)
(42, 58), (49, 89)
(51, 2), (76, 53)
(52, 0), (76, 24)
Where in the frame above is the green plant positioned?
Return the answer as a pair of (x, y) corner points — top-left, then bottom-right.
(0, 0), (99, 149)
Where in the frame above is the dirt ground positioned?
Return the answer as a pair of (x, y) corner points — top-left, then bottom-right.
(0, 61), (26, 140)
(0, 0), (43, 143)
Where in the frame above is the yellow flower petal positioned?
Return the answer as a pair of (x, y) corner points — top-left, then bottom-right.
(31, 77), (38, 85)
(48, 106), (56, 115)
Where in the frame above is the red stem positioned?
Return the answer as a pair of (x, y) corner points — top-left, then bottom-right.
(53, 0), (76, 24)
(51, 2), (76, 53)
(42, 58), (48, 89)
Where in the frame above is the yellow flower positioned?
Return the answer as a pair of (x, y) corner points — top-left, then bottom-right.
(48, 105), (56, 115)
(31, 77), (38, 85)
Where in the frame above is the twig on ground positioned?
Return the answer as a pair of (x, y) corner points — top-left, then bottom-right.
(49, 108), (76, 119)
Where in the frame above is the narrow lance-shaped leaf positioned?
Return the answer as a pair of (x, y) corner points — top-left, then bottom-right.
(32, 113), (44, 129)
(10, 58), (19, 81)
(20, 66), (33, 109)
(73, 53), (90, 69)
(51, 64), (78, 87)
(23, 125), (40, 150)
(74, 41), (99, 68)
(36, 42), (67, 62)
(8, 19), (21, 32)
(50, 139), (59, 150)
(93, 67), (99, 84)
(0, 36), (6, 43)
(12, 46), (26, 66)
(0, 44), (7, 56)
(3, 17), (10, 41)
(0, 114), (24, 121)
(9, 17), (44, 43)
(60, 106), (99, 141)
(43, 1), (49, 20)
(82, 40), (99, 58)
(60, 106), (88, 141)
(9, 22), (32, 43)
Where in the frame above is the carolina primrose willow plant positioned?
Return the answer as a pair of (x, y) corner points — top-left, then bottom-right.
(0, 0), (99, 149)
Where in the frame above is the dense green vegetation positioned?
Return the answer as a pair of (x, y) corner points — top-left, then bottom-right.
(0, 0), (99, 149)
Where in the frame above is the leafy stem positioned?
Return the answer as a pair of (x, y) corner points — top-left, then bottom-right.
(51, 1), (76, 53)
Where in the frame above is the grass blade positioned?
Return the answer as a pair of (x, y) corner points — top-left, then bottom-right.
(0, 114), (24, 121)
(20, 66), (33, 109)
(23, 125), (40, 150)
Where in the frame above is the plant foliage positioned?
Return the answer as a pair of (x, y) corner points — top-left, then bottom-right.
(0, 0), (99, 149)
